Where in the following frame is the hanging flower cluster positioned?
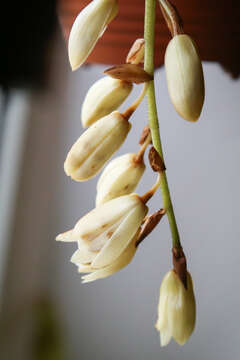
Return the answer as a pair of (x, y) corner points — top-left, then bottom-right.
(57, 0), (205, 348)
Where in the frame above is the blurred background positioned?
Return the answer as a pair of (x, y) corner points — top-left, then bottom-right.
(0, 1), (240, 359)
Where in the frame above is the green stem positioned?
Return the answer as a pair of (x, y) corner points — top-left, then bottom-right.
(144, 0), (181, 249)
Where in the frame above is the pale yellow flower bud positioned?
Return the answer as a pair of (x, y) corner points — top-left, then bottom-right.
(155, 270), (196, 346)
(96, 153), (145, 206)
(126, 38), (145, 65)
(64, 111), (131, 181)
(56, 194), (148, 282)
(81, 77), (133, 127)
(165, 34), (205, 122)
(68, 0), (118, 70)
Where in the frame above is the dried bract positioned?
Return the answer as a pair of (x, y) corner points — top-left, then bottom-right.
(148, 146), (166, 172)
(165, 34), (205, 122)
(82, 76), (132, 127)
(104, 64), (153, 84)
(136, 209), (165, 246)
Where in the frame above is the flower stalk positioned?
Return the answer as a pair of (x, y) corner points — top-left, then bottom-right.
(144, 0), (181, 250)
(122, 82), (149, 120)
(134, 131), (151, 163)
(158, 0), (183, 37)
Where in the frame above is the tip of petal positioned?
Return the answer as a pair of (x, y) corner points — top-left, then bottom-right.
(81, 276), (93, 284)
(70, 62), (81, 71)
(160, 331), (172, 347)
(70, 250), (81, 265)
(56, 230), (74, 242)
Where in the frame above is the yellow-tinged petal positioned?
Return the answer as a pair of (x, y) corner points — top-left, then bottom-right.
(165, 34), (204, 122)
(70, 248), (96, 265)
(81, 77), (132, 127)
(72, 194), (140, 242)
(96, 153), (145, 205)
(56, 229), (74, 242)
(68, 0), (118, 70)
(92, 198), (147, 268)
(81, 232), (138, 283)
(156, 270), (196, 346)
(64, 111), (131, 181)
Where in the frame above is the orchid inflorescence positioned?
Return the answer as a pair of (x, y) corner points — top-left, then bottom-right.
(57, 0), (205, 347)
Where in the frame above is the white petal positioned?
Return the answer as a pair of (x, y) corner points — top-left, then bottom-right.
(87, 219), (122, 252)
(68, 0), (118, 70)
(81, 235), (137, 283)
(156, 270), (196, 347)
(160, 331), (172, 347)
(165, 34), (204, 121)
(72, 194), (140, 242)
(81, 77), (132, 127)
(70, 248), (96, 265)
(78, 264), (95, 273)
(56, 229), (74, 242)
(92, 199), (147, 268)
(73, 119), (130, 181)
(64, 112), (130, 181)
(96, 153), (145, 205)
(96, 153), (133, 189)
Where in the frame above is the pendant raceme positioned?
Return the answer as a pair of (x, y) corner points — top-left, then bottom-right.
(68, 0), (118, 70)
(165, 34), (205, 122)
(96, 153), (145, 206)
(155, 270), (196, 346)
(56, 194), (148, 282)
(64, 111), (131, 181)
(82, 76), (133, 127)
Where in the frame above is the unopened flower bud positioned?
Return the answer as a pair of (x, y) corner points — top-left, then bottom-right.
(68, 0), (118, 70)
(96, 153), (145, 205)
(165, 34), (205, 122)
(64, 111), (131, 181)
(82, 77), (133, 127)
(126, 39), (145, 65)
(56, 194), (148, 282)
(155, 270), (196, 346)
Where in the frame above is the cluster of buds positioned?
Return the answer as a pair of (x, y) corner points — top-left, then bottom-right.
(57, 0), (203, 349)
(59, 0), (162, 280)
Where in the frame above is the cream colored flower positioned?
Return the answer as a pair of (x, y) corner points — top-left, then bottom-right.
(165, 34), (204, 122)
(96, 153), (145, 206)
(155, 270), (196, 346)
(68, 0), (118, 70)
(56, 194), (148, 282)
(82, 77), (133, 127)
(64, 111), (131, 181)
